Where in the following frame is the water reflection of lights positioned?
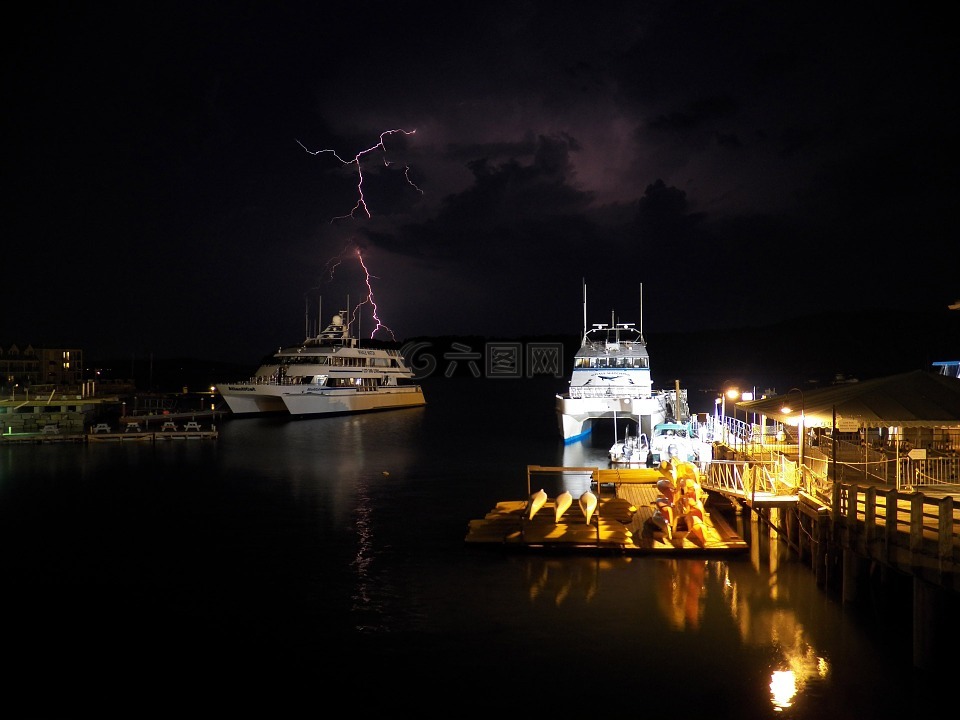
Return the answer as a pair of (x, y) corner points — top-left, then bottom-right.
(524, 557), (618, 606)
(769, 640), (831, 711)
(710, 532), (831, 712)
(655, 559), (707, 630)
(770, 670), (796, 709)
(350, 481), (377, 628)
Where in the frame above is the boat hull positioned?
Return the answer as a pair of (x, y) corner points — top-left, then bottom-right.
(218, 384), (288, 415)
(556, 394), (666, 442)
(280, 386), (426, 416)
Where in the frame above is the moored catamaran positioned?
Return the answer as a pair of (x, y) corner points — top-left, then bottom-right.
(555, 281), (689, 444)
(217, 295), (425, 417)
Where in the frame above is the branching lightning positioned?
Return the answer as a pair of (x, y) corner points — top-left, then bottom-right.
(296, 128), (421, 222)
(322, 243), (396, 341)
(302, 128), (422, 342)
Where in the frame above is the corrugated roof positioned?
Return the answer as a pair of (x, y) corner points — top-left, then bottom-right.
(736, 370), (960, 429)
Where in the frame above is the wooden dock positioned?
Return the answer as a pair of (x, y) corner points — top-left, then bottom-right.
(0, 423), (219, 444)
(85, 419), (218, 442)
(465, 465), (748, 555)
(87, 430), (218, 442)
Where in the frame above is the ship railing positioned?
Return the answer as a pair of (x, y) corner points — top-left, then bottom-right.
(567, 386), (651, 400)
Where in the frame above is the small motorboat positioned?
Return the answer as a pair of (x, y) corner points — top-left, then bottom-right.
(527, 488), (548, 520)
(609, 426), (650, 465)
(579, 490), (598, 524)
(649, 422), (700, 465)
(555, 490), (572, 522)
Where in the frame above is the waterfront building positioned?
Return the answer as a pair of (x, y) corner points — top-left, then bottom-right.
(0, 343), (84, 391)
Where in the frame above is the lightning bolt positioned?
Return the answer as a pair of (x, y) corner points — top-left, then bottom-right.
(352, 248), (395, 340)
(296, 128), (422, 222)
(302, 128), (422, 342)
(321, 243), (396, 341)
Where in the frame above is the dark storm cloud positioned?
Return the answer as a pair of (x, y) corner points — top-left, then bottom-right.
(2, 1), (957, 362)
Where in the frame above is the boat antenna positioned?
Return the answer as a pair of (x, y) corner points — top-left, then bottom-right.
(639, 282), (644, 341)
(354, 294), (360, 346)
(347, 294), (352, 341)
(581, 278), (587, 345)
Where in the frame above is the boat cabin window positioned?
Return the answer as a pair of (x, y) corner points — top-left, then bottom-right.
(574, 356), (649, 369)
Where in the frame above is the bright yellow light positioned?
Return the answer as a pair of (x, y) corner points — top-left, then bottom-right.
(769, 670), (797, 709)
(725, 388), (740, 400)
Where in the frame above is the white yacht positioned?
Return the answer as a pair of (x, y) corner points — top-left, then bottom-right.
(556, 283), (688, 443)
(217, 308), (425, 417)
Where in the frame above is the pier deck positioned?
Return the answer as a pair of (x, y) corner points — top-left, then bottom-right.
(465, 466), (747, 555)
(1, 429), (218, 444)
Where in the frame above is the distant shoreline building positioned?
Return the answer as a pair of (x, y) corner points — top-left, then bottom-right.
(0, 343), (84, 391)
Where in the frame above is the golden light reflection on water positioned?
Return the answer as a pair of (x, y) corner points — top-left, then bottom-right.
(524, 556), (614, 605)
(722, 513), (833, 713)
(512, 510), (832, 711)
(770, 670), (797, 709)
(655, 558), (707, 630)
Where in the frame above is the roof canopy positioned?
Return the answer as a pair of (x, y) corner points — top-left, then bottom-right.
(737, 370), (960, 429)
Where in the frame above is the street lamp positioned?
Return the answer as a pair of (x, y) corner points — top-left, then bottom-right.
(781, 387), (805, 469)
(723, 387), (740, 421)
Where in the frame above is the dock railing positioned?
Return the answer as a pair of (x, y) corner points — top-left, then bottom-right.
(706, 436), (960, 588)
(831, 482), (959, 575)
(705, 458), (799, 499)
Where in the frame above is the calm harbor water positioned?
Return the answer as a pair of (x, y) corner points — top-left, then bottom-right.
(0, 376), (940, 717)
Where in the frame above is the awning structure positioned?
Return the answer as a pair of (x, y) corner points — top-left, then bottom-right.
(736, 370), (960, 430)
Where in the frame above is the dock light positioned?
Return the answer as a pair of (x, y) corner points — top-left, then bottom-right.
(722, 387), (740, 420)
(781, 388), (805, 468)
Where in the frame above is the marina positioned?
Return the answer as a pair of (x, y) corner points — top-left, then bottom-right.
(2, 369), (957, 715)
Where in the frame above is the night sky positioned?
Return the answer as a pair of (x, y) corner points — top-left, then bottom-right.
(4, 2), (958, 364)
